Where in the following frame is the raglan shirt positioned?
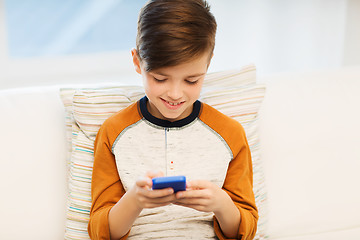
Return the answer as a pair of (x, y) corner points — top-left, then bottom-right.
(88, 96), (258, 240)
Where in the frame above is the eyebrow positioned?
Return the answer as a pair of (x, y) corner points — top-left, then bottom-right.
(152, 72), (206, 78)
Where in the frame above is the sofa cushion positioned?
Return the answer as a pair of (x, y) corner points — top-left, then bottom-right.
(270, 226), (360, 240)
(60, 65), (268, 239)
(258, 66), (360, 239)
(0, 86), (68, 239)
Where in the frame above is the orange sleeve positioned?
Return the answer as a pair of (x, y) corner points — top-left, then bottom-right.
(87, 123), (128, 240)
(215, 134), (259, 240)
(200, 104), (258, 240)
(88, 103), (141, 240)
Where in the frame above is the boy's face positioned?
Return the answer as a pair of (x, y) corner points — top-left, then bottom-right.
(132, 49), (211, 122)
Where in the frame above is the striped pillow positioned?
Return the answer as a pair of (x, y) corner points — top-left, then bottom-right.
(200, 85), (268, 240)
(60, 65), (267, 240)
(203, 64), (257, 88)
(60, 86), (144, 239)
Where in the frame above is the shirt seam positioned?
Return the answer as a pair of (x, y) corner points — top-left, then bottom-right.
(197, 119), (234, 160)
(111, 120), (143, 154)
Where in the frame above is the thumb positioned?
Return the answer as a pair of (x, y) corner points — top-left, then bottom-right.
(146, 170), (164, 179)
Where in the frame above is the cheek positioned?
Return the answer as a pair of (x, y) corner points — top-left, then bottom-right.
(187, 83), (203, 99)
(143, 78), (164, 96)
(193, 88), (202, 99)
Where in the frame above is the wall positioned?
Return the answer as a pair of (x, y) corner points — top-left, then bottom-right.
(0, 0), (359, 90)
(343, 0), (360, 66)
(207, 0), (348, 74)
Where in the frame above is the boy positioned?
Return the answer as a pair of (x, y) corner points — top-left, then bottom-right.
(88, 0), (258, 239)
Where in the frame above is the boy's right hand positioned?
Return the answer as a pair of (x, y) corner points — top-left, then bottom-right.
(130, 171), (177, 209)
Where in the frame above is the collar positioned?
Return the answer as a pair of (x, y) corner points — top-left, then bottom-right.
(139, 96), (201, 128)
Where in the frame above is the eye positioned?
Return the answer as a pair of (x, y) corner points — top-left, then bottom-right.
(185, 79), (199, 85)
(153, 77), (166, 83)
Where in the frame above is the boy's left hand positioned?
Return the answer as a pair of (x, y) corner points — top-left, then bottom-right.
(174, 180), (230, 214)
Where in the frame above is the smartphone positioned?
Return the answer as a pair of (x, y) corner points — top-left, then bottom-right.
(152, 175), (186, 193)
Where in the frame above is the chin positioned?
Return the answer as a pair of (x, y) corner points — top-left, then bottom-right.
(159, 110), (183, 121)
(163, 114), (181, 122)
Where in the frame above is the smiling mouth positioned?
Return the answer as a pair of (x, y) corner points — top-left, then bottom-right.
(167, 101), (182, 106)
(162, 98), (184, 107)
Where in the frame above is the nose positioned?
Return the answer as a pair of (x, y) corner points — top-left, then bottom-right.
(167, 81), (183, 100)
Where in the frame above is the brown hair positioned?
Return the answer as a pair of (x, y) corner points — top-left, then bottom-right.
(136, 0), (217, 72)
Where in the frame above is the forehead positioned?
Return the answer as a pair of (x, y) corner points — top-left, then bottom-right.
(148, 53), (211, 77)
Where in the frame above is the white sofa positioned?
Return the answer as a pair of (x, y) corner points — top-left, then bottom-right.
(1, 66), (359, 239)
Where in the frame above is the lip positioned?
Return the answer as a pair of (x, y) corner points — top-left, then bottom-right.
(161, 98), (184, 110)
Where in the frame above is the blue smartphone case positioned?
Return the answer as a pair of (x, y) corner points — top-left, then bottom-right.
(152, 175), (186, 192)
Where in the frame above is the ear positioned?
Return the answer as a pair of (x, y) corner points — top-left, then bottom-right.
(131, 48), (142, 74)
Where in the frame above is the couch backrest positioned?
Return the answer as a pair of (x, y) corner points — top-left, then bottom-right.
(258, 66), (360, 238)
(0, 86), (67, 239)
(1, 66), (359, 239)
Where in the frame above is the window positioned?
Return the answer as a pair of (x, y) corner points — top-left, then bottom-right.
(0, 0), (147, 89)
(4, 0), (146, 58)
(1, 0), (355, 90)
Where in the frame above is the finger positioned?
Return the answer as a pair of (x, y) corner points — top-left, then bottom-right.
(146, 170), (164, 179)
(136, 176), (152, 189)
(174, 202), (209, 212)
(176, 189), (209, 199)
(176, 197), (209, 206)
(140, 187), (174, 199)
(139, 190), (177, 207)
(149, 193), (177, 204)
(140, 195), (176, 206)
(187, 180), (210, 190)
